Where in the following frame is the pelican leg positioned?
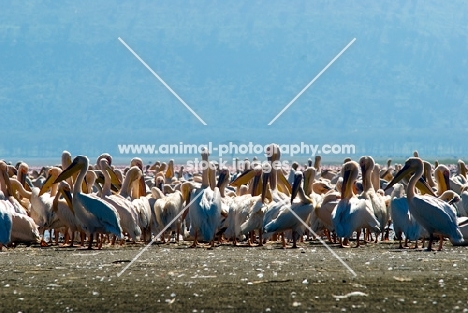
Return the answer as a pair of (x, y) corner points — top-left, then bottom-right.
(258, 229), (263, 247)
(340, 238), (350, 248)
(354, 230), (361, 248)
(87, 233), (94, 250)
(325, 229), (332, 243)
(426, 233), (434, 252)
(80, 232), (86, 246)
(176, 224), (181, 243)
(190, 230), (198, 248)
(291, 231), (298, 249)
(55, 229), (59, 245)
(63, 228), (70, 246)
(384, 220), (391, 241)
(281, 232), (286, 248)
(437, 235), (444, 251)
(69, 231), (75, 247)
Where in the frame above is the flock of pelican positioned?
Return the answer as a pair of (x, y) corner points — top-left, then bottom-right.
(1, 145), (468, 252)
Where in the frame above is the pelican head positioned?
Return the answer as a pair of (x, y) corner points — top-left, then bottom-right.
(0, 161), (14, 196)
(434, 164), (450, 193)
(201, 147), (210, 161)
(40, 167), (62, 196)
(303, 167), (316, 195)
(55, 181), (74, 214)
(384, 157), (435, 196)
(359, 156), (375, 185)
(130, 157), (143, 170)
(155, 176), (164, 192)
(265, 143), (280, 162)
(230, 164), (262, 188)
(166, 159), (174, 179)
(291, 170), (304, 202)
(54, 155), (88, 184)
(216, 167), (230, 189)
(96, 153), (112, 170)
(17, 162), (29, 187)
(341, 161), (359, 199)
(314, 155), (321, 169)
(62, 151), (72, 169)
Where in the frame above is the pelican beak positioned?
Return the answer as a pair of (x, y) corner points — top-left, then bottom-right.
(216, 172), (226, 189)
(360, 163), (367, 186)
(107, 168), (122, 189)
(261, 171), (270, 202)
(54, 158), (81, 184)
(101, 163), (121, 192)
(291, 172), (302, 202)
(415, 177), (437, 197)
(19, 172), (26, 187)
(82, 175), (88, 194)
(165, 163), (174, 179)
(2, 169), (14, 198)
(341, 168), (354, 199)
(384, 163), (412, 192)
(276, 169), (292, 195)
(139, 176), (146, 198)
(62, 188), (74, 214)
(230, 169), (256, 187)
(303, 169), (312, 195)
(443, 169), (450, 192)
(39, 174), (55, 196)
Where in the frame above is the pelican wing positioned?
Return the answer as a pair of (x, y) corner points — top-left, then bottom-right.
(76, 192), (123, 238)
(0, 201), (13, 244)
(412, 195), (462, 244)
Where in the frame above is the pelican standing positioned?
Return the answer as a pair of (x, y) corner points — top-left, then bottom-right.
(331, 161), (380, 248)
(264, 171), (314, 248)
(385, 157), (464, 251)
(54, 156), (123, 249)
(187, 149), (222, 248)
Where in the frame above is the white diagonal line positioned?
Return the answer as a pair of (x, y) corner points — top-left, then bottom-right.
(116, 189), (204, 277)
(268, 38), (356, 125)
(272, 197), (357, 277)
(118, 37), (207, 126)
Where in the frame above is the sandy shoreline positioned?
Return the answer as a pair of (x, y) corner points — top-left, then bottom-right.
(1, 239), (467, 312)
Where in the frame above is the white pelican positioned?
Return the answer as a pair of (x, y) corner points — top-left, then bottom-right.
(54, 156), (123, 249)
(10, 178), (57, 243)
(130, 157), (147, 199)
(153, 182), (192, 243)
(0, 161), (28, 215)
(331, 161), (380, 248)
(100, 158), (141, 243)
(0, 200), (13, 251)
(450, 160), (468, 194)
(187, 148), (222, 248)
(10, 211), (41, 245)
(264, 171), (314, 248)
(385, 157), (464, 251)
(423, 161), (437, 189)
(390, 183), (425, 249)
(434, 164), (451, 196)
(51, 181), (81, 246)
(224, 167), (262, 245)
(359, 156), (387, 242)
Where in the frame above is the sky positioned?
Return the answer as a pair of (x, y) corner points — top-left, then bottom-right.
(1, 1), (467, 165)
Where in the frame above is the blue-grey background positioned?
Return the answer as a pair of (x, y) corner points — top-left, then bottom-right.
(1, 1), (467, 164)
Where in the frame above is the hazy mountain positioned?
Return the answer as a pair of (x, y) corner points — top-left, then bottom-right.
(1, 1), (467, 164)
